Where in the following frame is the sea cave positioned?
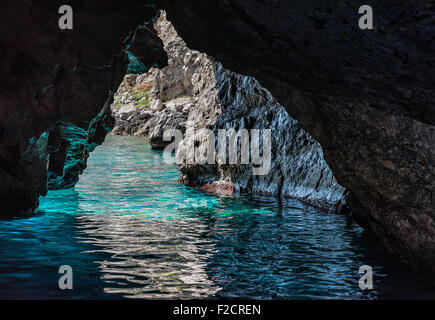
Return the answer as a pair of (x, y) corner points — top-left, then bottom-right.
(0, 1), (433, 301)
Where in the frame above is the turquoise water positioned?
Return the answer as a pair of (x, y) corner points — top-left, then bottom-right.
(0, 135), (433, 299)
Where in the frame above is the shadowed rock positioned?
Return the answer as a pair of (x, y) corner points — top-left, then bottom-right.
(113, 12), (347, 211)
(160, 0), (435, 279)
(0, 0), (165, 215)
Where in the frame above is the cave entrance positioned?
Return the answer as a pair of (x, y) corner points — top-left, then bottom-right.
(47, 11), (348, 214)
(0, 5), (433, 300)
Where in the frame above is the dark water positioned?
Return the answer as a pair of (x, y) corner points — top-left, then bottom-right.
(0, 136), (433, 299)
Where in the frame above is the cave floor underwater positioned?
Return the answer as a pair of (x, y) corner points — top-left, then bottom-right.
(0, 135), (433, 299)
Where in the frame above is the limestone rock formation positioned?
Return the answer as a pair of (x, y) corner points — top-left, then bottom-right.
(110, 72), (193, 150)
(48, 98), (115, 189)
(0, 0), (165, 216)
(160, 0), (435, 278)
(177, 62), (347, 211)
(110, 11), (207, 150)
(113, 12), (347, 210)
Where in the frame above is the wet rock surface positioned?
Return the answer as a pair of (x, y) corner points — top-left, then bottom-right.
(0, 0), (164, 215)
(177, 61), (347, 211)
(160, 0), (435, 278)
(48, 98), (115, 189)
(113, 13), (347, 210)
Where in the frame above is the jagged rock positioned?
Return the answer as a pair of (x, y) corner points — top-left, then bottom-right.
(159, 0), (435, 279)
(113, 12), (347, 210)
(128, 24), (168, 71)
(150, 99), (164, 112)
(177, 61), (347, 211)
(147, 109), (187, 149)
(48, 96), (115, 189)
(48, 123), (89, 190)
(110, 12), (201, 148)
(0, 0), (165, 216)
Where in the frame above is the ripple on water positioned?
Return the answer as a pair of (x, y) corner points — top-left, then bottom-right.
(0, 136), (433, 299)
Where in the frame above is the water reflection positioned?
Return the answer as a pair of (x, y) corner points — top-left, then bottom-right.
(75, 214), (220, 298)
(0, 136), (433, 299)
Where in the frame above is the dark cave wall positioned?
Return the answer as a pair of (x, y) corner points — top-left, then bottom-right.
(161, 0), (434, 124)
(0, 0), (166, 215)
(158, 0), (435, 276)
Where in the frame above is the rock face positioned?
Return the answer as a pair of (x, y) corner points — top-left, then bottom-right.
(0, 0), (165, 216)
(110, 72), (193, 149)
(160, 1), (435, 278)
(110, 12), (203, 149)
(48, 98), (115, 189)
(113, 12), (347, 210)
(177, 62), (347, 211)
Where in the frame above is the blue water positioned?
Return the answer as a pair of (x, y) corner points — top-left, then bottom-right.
(0, 135), (433, 299)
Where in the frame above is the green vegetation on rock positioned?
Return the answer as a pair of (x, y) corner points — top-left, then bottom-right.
(131, 89), (151, 108)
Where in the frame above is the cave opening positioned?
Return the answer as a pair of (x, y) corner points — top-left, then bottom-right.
(0, 10), (427, 300)
(0, 2), (434, 300)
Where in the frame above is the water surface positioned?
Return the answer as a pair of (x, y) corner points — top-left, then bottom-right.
(0, 136), (432, 299)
